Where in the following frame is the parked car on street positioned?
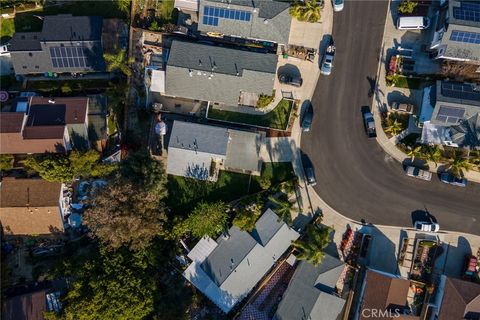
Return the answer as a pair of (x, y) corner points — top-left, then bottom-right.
(405, 166), (432, 181)
(320, 38), (335, 76)
(332, 0), (344, 12)
(414, 221), (440, 232)
(462, 255), (478, 281)
(301, 102), (313, 132)
(391, 102), (414, 114)
(440, 172), (467, 187)
(304, 165), (317, 186)
(278, 73), (303, 87)
(363, 110), (376, 138)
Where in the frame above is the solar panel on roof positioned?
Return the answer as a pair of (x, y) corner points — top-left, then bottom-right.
(453, 1), (480, 22)
(450, 30), (480, 44)
(49, 45), (89, 69)
(441, 82), (480, 101)
(203, 5), (251, 26)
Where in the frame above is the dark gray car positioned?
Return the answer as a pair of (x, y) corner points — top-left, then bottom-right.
(301, 102), (313, 132)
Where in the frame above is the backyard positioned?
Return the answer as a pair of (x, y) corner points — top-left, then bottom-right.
(208, 99), (294, 130)
(25, 78), (117, 94)
(0, 0), (128, 42)
(167, 162), (295, 214)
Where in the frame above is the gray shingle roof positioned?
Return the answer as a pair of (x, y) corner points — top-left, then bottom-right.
(450, 113), (480, 149)
(250, 208), (283, 246)
(167, 40), (278, 76)
(165, 41), (277, 105)
(9, 15), (104, 74)
(169, 120), (229, 155)
(274, 257), (346, 320)
(198, 0), (292, 44)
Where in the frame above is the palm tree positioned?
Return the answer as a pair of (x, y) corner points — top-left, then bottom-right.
(103, 49), (134, 76)
(268, 195), (297, 225)
(384, 120), (403, 136)
(292, 225), (331, 266)
(425, 145), (442, 167)
(447, 151), (472, 178)
(407, 145), (423, 162)
(289, 0), (321, 23)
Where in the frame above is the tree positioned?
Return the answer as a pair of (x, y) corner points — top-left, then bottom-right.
(447, 151), (472, 178)
(120, 149), (167, 195)
(384, 119), (403, 136)
(84, 180), (166, 251)
(61, 246), (157, 320)
(292, 225), (331, 266)
(289, 0), (321, 23)
(406, 145), (424, 162)
(268, 194), (297, 225)
(103, 49), (133, 76)
(24, 154), (74, 182)
(24, 151), (116, 182)
(116, 0), (131, 14)
(179, 202), (228, 238)
(398, 0), (417, 14)
(0, 154), (14, 172)
(425, 145), (442, 167)
(233, 207), (260, 232)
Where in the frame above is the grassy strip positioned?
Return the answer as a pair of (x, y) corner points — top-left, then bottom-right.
(208, 99), (293, 130)
(166, 162), (295, 214)
(393, 76), (434, 90)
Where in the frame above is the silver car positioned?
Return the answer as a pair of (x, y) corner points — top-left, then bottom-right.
(405, 166), (432, 181)
(415, 221), (440, 233)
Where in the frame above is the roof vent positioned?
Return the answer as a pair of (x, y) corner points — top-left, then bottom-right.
(48, 99), (55, 104)
(264, 19), (269, 24)
(198, 59), (202, 67)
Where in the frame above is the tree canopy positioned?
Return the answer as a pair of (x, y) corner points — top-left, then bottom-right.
(84, 150), (168, 251)
(103, 49), (133, 76)
(289, 0), (321, 23)
(176, 201), (228, 238)
(0, 154), (14, 172)
(24, 150), (116, 182)
(61, 246), (157, 320)
(293, 225), (331, 266)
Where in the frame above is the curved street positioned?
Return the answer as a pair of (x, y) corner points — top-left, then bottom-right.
(301, 0), (480, 235)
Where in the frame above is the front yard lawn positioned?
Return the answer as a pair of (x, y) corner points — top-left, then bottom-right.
(208, 99), (293, 130)
(0, 18), (14, 41)
(392, 76), (434, 90)
(167, 162), (295, 214)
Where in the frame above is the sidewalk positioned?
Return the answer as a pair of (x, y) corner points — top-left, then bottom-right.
(370, 0), (480, 183)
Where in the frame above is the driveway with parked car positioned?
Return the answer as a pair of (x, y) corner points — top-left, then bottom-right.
(301, 0), (480, 235)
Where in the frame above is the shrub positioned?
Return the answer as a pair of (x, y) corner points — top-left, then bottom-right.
(233, 208), (259, 232)
(259, 176), (272, 190)
(398, 0), (417, 14)
(256, 90), (275, 108)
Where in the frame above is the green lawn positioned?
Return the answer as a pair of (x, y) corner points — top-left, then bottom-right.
(0, 18), (14, 41)
(12, 1), (128, 33)
(167, 162), (295, 214)
(26, 79), (114, 93)
(208, 99), (294, 130)
(393, 76), (434, 90)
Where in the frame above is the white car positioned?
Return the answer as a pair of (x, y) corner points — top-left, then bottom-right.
(414, 221), (440, 232)
(405, 166), (432, 181)
(333, 0), (344, 12)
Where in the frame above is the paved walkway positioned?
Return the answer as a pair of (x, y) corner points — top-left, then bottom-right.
(370, 0), (480, 183)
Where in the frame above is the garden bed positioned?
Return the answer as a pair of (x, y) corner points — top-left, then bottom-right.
(208, 99), (294, 130)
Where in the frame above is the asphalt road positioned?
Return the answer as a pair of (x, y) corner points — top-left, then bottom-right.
(302, 0), (480, 235)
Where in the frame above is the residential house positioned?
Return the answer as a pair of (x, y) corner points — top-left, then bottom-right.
(183, 209), (300, 313)
(159, 40), (277, 107)
(198, 0), (292, 45)
(166, 120), (263, 181)
(420, 81), (480, 149)
(0, 96), (92, 154)
(9, 14), (105, 75)
(429, 0), (480, 63)
(356, 269), (420, 320)
(274, 256), (347, 320)
(0, 178), (65, 237)
(2, 282), (63, 320)
(429, 276), (480, 320)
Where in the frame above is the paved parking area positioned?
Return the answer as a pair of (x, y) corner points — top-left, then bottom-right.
(288, 20), (324, 49)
